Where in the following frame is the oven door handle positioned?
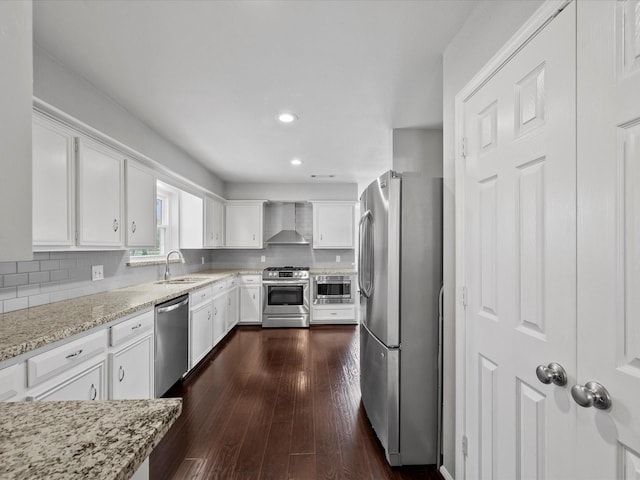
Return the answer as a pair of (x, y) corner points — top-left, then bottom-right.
(262, 281), (309, 286)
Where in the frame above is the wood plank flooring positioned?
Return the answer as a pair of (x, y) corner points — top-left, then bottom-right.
(151, 326), (442, 480)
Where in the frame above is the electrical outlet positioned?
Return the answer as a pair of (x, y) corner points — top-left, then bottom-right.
(261, 255), (266, 263)
(91, 265), (104, 281)
(336, 255), (341, 263)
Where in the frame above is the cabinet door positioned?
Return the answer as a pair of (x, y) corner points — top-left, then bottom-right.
(204, 196), (224, 248)
(313, 202), (354, 248)
(226, 286), (238, 332)
(225, 203), (263, 248)
(179, 190), (204, 249)
(76, 137), (123, 247)
(189, 302), (213, 368)
(32, 114), (76, 247)
(110, 334), (153, 400)
(239, 285), (261, 324)
(33, 360), (105, 401)
(213, 293), (227, 345)
(125, 160), (156, 248)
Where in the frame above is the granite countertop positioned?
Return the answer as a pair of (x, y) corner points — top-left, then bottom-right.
(0, 270), (244, 363)
(0, 398), (181, 480)
(309, 268), (357, 275)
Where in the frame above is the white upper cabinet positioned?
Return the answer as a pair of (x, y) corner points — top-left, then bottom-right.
(76, 137), (124, 247)
(312, 202), (355, 249)
(225, 201), (265, 248)
(204, 196), (224, 248)
(179, 190), (204, 249)
(32, 113), (76, 247)
(125, 160), (156, 248)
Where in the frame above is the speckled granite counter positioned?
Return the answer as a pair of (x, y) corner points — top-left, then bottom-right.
(310, 268), (357, 275)
(0, 398), (181, 480)
(0, 271), (246, 363)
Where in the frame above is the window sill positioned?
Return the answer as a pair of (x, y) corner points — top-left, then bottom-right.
(127, 257), (183, 267)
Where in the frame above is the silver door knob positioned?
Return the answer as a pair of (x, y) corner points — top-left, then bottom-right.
(571, 381), (612, 410)
(535, 362), (568, 386)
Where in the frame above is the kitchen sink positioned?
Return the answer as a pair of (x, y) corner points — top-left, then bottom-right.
(155, 277), (204, 285)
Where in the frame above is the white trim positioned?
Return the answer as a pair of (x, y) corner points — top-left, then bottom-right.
(440, 465), (455, 480)
(453, 1), (572, 479)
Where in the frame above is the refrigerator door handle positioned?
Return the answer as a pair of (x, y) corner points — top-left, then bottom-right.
(359, 210), (374, 298)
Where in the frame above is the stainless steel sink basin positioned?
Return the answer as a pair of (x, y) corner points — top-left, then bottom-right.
(155, 277), (204, 285)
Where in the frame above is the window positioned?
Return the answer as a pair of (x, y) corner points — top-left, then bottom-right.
(130, 181), (179, 261)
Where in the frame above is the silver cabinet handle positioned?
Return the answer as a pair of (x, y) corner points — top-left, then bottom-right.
(89, 383), (97, 400)
(535, 362), (568, 386)
(113, 219), (119, 232)
(131, 323), (142, 331)
(208, 311), (212, 320)
(118, 366), (125, 382)
(65, 349), (83, 359)
(571, 381), (612, 410)
(214, 307), (218, 315)
(131, 221), (136, 233)
(252, 234), (256, 241)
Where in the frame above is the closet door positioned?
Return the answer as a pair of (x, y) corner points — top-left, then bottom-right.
(577, 1), (640, 478)
(462, 3), (576, 478)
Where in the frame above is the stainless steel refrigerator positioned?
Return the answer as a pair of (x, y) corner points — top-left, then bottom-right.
(358, 170), (442, 466)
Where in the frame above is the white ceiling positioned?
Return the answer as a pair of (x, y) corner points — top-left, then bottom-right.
(33, 0), (476, 186)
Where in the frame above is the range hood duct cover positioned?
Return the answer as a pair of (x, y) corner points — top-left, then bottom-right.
(265, 203), (310, 245)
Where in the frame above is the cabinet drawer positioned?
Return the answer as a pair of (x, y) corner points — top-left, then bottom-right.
(0, 363), (25, 402)
(110, 310), (154, 347)
(312, 306), (356, 321)
(239, 275), (261, 285)
(32, 359), (105, 402)
(213, 280), (227, 293)
(190, 286), (213, 307)
(27, 329), (107, 388)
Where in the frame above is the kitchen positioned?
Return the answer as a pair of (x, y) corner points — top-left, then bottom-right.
(3, 1), (639, 480)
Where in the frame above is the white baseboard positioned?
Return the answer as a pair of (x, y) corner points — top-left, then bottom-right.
(440, 465), (454, 480)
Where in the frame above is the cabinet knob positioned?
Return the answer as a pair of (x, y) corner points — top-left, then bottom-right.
(571, 381), (612, 410)
(131, 221), (136, 233)
(113, 219), (119, 232)
(89, 383), (97, 400)
(535, 362), (568, 386)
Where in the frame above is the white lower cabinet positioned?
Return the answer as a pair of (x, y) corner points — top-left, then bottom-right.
(189, 300), (213, 369)
(226, 284), (239, 334)
(239, 285), (261, 324)
(109, 335), (154, 400)
(311, 304), (357, 324)
(31, 359), (106, 402)
(213, 291), (227, 346)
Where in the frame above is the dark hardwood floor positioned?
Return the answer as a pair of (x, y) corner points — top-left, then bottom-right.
(151, 326), (442, 480)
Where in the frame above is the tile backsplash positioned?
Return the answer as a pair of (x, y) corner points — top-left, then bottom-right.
(0, 250), (211, 314)
(0, 246), (355, 314)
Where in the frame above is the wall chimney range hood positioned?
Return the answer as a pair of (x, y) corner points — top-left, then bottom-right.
(265, 202), (310, 245)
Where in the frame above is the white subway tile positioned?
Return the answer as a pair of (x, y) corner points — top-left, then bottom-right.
(0, 263), (17, 275)
(18, 284), (40, 297)
(0, 287), (16, 301)
(32, 252), (50, 261)
(29, 293), (51, 308)
(4, 273), (29, 287)
(40, 260), (60, 271)
(4, 297), (28, 312)
(28, 271), (50, 284)
(17, 261), (40, 273)
(50, 270), (69, 281)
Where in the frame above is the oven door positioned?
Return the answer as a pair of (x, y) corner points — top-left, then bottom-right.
(263, 281), (310, 316)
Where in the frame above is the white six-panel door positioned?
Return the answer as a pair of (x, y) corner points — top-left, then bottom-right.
(577, 1), (640, 478)
(462, 2), (576, 478)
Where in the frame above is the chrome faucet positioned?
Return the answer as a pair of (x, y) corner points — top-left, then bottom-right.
(164, 250), (185, 280)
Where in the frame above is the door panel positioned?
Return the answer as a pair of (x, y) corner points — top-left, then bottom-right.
(577, 1), (640, 477)
(463, 3), (576, 479)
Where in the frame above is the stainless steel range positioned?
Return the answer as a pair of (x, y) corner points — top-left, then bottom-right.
(262, 266), (310, 328)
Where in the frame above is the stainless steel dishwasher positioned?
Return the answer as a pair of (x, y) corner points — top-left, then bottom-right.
(154, 294), (189, 397)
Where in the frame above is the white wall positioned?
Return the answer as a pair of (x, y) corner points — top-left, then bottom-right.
(392, 128), (443, 177)
(0, 1), (32, 262)
(33, 45), (225, 196)
(224, 182), (358, 201)
(441, 1), (543, 477)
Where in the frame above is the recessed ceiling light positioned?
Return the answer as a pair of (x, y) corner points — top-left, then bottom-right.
(278, 113), (298, 123)
(291, 159), (302, 166)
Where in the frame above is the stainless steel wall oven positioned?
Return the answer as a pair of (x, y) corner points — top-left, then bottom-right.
(262, 266), (310, 328)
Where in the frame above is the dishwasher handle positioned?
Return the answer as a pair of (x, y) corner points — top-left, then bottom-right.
(156, 297), (189, 314)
